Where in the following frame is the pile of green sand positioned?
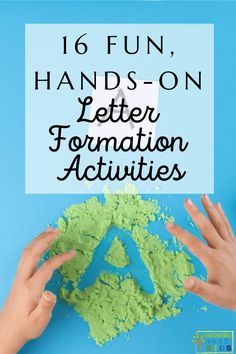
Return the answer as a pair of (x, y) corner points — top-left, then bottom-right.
(104, 236), (130, 268)
(50, 193), (194, 346)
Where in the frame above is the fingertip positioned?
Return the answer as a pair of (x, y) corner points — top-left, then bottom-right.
(44, 227), (60, 238)
(48, 229), (60, 242)
(201, 194), (210, 201)
(184, 198), (194, 208)
(184, 276), (196, 290)
(51, 228), (60, 235)
(67, 250), (77, 257)
(61, 250), (77, 262)
(38, 291), (57, 311)
(201, 194), (214, 209)
(42, 291), (57, 304)
(165, 221), (175, 230)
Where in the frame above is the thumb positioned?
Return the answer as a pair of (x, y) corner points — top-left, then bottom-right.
(33, 291), (57, 321)
(184, 276), (217, 303)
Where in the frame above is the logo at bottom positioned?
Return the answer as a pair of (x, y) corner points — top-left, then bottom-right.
(193, 331), (234, 354)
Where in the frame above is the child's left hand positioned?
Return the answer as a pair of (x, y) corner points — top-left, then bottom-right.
(0, 227), (76, 354)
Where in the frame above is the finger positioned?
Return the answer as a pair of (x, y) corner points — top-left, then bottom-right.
(17, 228), (60, 279)
(201, 195), (230, 241)
(166, 222), (212, 266)
(32, 251), (76, 292)
(215, 203), (235, 241)
(184, 198), (222, 248)
(30, 291), (56, 325)
(184, 276), (220, 304)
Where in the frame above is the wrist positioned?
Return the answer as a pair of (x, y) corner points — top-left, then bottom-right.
(0, 335), (25, 354)
(0, 314), (27, 354)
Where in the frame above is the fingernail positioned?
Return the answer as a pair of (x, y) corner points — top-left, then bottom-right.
(42, 291), (56, 303)
(69, 250), (77, 256)
(46, 226), (58, 233)
(52, 228), (59, 233)
(50, 228), (60, 236)
(185, 198), (194, 206)
(166, 221), (175, 228)
(184, 277), (195, 289)
(217, 202), (222, 210)
(202, 194), (213, 206)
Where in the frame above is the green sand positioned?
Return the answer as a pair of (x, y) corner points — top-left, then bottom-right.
(50, 193), (194, 345)
(105, 237), (130, 268)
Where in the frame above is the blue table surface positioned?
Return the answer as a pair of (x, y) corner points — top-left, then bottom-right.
(0, 1), (236, 354)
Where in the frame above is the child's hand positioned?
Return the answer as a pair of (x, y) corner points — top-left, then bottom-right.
(0, 228), (76, 354)
(166, 195), (236, 310)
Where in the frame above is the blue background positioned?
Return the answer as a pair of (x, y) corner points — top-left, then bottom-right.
(0, 1), (236, 354)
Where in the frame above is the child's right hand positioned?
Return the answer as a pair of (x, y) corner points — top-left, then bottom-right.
(0, 228), (76, 354)
(166, 195), (236, 311)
